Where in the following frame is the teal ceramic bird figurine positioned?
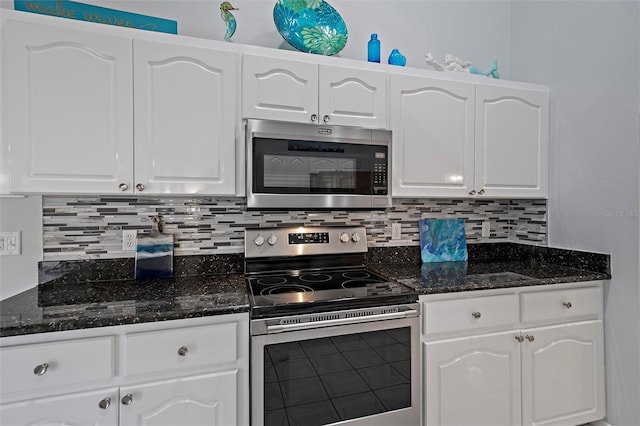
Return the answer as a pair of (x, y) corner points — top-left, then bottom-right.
(220, 2), (238, 42)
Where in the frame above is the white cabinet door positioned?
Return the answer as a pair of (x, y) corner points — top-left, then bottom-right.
(0, 387), (118, 426)
(521, 320), (605, 426)
(5, 20), (133, 194)
(242, 54), (318, 124)
(119, 370), (237, 426)
(133, 40), (238, 195)
(475, 85), (549, 198)
(318, 65), (387, 129)
(424, 331), (522, 426)
(390, 74), (475, 197)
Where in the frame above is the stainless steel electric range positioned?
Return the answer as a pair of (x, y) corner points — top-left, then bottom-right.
(245, 226), (420, 426)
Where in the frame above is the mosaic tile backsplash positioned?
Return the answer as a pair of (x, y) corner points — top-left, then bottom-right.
(42, 197), (547, 260)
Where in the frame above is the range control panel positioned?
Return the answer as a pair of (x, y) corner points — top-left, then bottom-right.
(245, 226), (367, 258)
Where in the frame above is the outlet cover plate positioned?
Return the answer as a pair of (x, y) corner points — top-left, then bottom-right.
(122, 230), (137, 251)
(482, 221), (490, 237)
(0, 231), (21, 256)
(391, 223), (402, 240)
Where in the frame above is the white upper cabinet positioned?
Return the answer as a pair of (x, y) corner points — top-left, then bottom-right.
(242, 54), (387, 129)
(390, 72), (549, 199)
(3, 15), (239, 195)
(5, 20), (134, 194)
(133, 40), (238, 195)
(390, 74), (475, 197)
(475, 84), (549, 198)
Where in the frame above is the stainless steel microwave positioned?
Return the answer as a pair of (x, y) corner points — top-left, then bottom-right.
(246, 119), (391, 210)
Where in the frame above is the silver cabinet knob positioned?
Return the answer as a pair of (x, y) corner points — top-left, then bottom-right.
(469, 190), (476, 196)
(478, 189), (485, 195)
(119, 183), (129, 191)
(323, 115), (330, 123)
(472, 311), (481, 319)
(135, 183), (145, 191)
(99, 397), (111, 410)
(526, 334), (535, 342)
(121, 393), (133, 405)
(311, 114), (318, 122)
(178, 346), (189, 356)
(33, 363), (49, 376)
(515, 335), (524, 343)
(562, 301), (572, 309)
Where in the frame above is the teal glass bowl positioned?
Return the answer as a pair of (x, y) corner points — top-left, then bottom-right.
(273, 0), (348, 56)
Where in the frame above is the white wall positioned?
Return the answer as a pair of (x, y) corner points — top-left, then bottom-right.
(510, 1), (640, 425)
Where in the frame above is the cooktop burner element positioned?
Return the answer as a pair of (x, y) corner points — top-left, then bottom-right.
(245, 226), (418, 319)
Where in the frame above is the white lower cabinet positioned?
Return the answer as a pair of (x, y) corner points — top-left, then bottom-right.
(421, 282), (605, 426)
(0, 314), (249, 426)
(120, 371), (237, 426)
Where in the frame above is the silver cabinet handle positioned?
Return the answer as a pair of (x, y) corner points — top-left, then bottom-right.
(178, 346), (189, 356)
(515, 335), (524, 343)
(98, 397), (111, 410)
(562, 301), (572, 309)
(478, 189), (485, 195)
(472, 311), (481, 319)
(135, 183), (145, 191)
(525, 334), (535, 342)
(33, 363), (49, 376)
(310, 114), (318, 122)
(121, 393), (133, 405)
(119, 183), (129, 191)
(323, 114), (330, 123)
(469, 190), (476, 196)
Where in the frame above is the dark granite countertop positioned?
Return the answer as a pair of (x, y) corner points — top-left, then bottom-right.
(1, 244), (611, 338)
(0, 255), (249, 338)
(366, 243), (611, 295)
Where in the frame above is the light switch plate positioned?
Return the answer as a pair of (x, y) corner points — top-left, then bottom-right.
(391, 223), (402, 240)
(0, 231), (21, 256)
(481, 221), (490, 237)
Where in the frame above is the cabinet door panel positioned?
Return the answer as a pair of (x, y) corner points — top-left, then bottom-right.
(0, 387), (118, 426)
(242, 54), (318, 123)
(424, 331), (521, 426)
(475, 85), (549, 198)
(390, 75), (475, 197)
(5, 21), (133, 194)
(134, 40), (237, 195)
(120, 371), (237, 426)
(319, 65), (387, 129)
(521, 321), (605, 426)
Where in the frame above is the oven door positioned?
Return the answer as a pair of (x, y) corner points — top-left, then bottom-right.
(250, 306), (420, 426)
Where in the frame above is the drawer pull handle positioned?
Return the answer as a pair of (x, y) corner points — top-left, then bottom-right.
(515, 335), (524, 343)
(33, 363), (49, 376)
(99, 397), (111, 410)
(525, 334), (535, 342)
(121, 393), (133, 405)
(472, 311), (481, 319)
(562, 301), (572, 309)
(178, 346), (189, 356)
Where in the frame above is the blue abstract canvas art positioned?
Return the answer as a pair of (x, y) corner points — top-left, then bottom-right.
(419, 218), (468, 263)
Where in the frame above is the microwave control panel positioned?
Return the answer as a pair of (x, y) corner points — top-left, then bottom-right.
(373, 159), (388, 194)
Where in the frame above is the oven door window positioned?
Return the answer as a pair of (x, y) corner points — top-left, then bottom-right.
(263, 327), (411, 426)
(253, 138), (387, 195)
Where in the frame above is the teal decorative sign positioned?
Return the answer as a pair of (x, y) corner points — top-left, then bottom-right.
(419, 218), (468, 263)
(14, 0), (178, 34)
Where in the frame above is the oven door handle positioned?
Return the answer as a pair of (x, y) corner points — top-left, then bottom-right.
(266, 309), (419, 334)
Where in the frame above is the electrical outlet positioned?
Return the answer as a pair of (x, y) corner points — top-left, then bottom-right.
(481, 221), (490, 237)
(0, 231), (21, 256)
(391, 223), (402, 240)
(122, 230), (137, 251)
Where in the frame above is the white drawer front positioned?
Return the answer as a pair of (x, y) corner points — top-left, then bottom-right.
(0, 337), (115, 395)
(423, 294), (519, 336)
(520, 287), (602, 323)
(125, 322), (237, 376)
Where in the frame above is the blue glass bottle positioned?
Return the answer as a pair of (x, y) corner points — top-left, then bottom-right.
(368, 33), (380, 63)
(388, 48), (406, 66)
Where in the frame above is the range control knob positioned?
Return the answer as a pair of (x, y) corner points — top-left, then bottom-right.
(267, 234), (278, 246)
(339, 233), (350, 243)
(351, 233), (361, 242)
(254, 235), (265, 246)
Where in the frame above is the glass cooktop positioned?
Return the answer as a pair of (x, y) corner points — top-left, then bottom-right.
(247, 267), (417, 318)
